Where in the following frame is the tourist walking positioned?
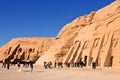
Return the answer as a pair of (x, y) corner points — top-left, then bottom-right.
(54, 61), (57, 68)
(30, 61), (33, 72)
(7, 63), (10, 70)
(92, 61), (96, 69)
(17, 62), (21, 69)
(2, 61), (6, 68)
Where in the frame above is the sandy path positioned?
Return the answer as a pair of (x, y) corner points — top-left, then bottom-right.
(0, 64), (120, 80)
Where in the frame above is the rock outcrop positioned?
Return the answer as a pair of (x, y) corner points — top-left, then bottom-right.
(36, 0), (120, 68)
(62, 0), (120, 68)
(0, 38), (54, 63)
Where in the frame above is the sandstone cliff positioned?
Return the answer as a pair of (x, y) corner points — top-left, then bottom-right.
(0, 37), (54, 63)
(36, 0), (120, 69)
(62, 0), (120, 68)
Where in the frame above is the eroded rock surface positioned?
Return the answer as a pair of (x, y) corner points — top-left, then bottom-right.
(0, 38), (54, 63)
(36, 1), (120, 68)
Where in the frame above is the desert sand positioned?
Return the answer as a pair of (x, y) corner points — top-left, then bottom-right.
(0, 64), (120, 80)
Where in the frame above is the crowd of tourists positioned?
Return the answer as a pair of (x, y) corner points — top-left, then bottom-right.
(1, 59), (96, 73)
(44, 61), (63, 69)
(1, 60), (34, 72)
(43, 61), (96, 69)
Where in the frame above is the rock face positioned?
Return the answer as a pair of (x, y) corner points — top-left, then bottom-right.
(36, 0), (120, 68)
(62, 1), (120, 68)
(0, 0), (120, 68)
(0, 38), (54, 63)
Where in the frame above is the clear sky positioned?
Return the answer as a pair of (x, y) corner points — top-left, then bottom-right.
(0, 0), (114, 47)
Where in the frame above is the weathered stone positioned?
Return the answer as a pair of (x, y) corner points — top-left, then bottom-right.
(36, 1), (120, 68)
(0, 38), (54, 63)
(62, 1), (120, 68)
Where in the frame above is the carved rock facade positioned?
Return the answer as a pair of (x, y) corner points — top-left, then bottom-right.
(62, 1), (120, 68)
(36, 1), (120, 68)
(0, 38), (54, 63)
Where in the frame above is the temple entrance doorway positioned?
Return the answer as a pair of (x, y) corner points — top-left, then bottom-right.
(109, 56), (113, 67)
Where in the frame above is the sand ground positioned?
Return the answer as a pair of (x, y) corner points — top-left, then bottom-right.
(0, 64), (120, 80)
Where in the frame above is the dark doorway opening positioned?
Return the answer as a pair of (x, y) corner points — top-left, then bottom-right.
(109, 56), (113, 67)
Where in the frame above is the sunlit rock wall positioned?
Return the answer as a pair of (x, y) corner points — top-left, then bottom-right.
(0, 37), (54, 63)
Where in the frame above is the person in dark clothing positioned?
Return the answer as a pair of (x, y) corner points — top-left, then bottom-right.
(49, 61), (52, 69)
(79, 61), (84, 68)
(67, 63), (70, 68)
(60, 62), (63, 68)
(92, 61), (96, 69)
(58, 62), (60, 69)
(2, 62), (6, 68)
(54, 62), (57, 68)
(17, 62), (21, 69)
(44, 61), (47, 69)
(30, 61), (33, 72)
(7, 63), (10, 70)
(77, 62), (79, 67)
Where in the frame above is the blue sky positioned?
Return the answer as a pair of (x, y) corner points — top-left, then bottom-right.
(0, 0), (114, 47)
